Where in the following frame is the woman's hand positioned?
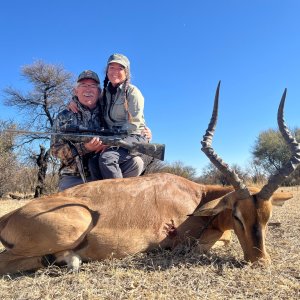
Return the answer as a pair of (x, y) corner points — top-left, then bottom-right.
(68, 100), (79, 113)
(142, 126), (152, 141)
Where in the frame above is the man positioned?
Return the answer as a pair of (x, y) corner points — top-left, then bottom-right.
(51, 70), (144, 191)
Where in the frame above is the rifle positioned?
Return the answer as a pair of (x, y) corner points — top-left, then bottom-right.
(5, 128), (165, 161)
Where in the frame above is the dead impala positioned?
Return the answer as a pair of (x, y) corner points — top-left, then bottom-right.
(0, 83), (299, 275)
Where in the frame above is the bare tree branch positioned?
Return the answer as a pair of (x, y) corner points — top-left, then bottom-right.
(2, 60), (74, 196)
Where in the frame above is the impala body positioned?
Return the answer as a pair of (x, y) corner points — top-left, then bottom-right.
(0, 83), (299, 275)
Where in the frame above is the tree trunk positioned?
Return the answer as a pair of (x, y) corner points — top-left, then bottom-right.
(34, 145), (50, 198)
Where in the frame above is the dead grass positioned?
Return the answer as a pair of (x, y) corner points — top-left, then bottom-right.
(0, 187), (299, 299)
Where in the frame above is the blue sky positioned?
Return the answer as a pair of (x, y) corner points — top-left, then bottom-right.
(1, 0), (300, 175)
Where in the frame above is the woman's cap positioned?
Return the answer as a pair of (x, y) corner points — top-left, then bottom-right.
(107, 54), (130, 69)
(77, 70), (100, 84)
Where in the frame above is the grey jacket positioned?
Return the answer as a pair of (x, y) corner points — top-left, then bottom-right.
(103, 83), (146, 134)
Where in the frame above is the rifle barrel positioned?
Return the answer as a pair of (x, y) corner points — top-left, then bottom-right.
(5, 129), (165, 161)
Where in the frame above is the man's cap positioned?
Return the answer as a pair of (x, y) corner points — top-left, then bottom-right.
(77, 70), (100, 84)
(107, 54), (130, 69)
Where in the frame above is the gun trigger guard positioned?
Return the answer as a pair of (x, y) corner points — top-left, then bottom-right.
(109, 146), (120, 151)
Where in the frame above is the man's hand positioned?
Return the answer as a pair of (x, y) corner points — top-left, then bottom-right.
(84, 137), (106, 153)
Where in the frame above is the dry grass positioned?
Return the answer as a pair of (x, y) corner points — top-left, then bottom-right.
(0, 187), (299, 300)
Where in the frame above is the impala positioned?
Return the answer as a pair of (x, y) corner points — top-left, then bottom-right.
(0, 83), (299, 275)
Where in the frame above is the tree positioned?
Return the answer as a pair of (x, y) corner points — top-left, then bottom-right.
(245, 159), (267, 185)
(251, 127), (300, 185)
(197, 162), (226, 185)
(141, 158), (198, 181)
(3, 60), (74, 196)
(198, 162), (249, 185)
(161, 160), (197, 181)
(33, 145), (51, 197)
(0, 120), (18, 196)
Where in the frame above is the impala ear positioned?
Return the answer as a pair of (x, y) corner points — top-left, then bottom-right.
(271, 190), (293, 206)
(192, 193), (236, 217)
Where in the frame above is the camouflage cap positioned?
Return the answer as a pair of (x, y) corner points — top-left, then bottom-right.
(107, 54), (130, 69)
(77, 70), (100, 84)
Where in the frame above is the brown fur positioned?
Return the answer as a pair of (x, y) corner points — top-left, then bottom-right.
(0, 173), (293, 275)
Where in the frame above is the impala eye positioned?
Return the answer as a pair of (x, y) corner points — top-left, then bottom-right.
(233, 215), (244, 229)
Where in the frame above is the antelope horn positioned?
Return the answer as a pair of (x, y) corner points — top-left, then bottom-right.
(258, 89), (300, 200)
(201, 81), (250, 198)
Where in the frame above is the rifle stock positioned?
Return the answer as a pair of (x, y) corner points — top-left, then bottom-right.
(5, 129), (165, 161)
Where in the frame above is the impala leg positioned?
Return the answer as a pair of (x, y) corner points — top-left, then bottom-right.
(55, 250), (82, 272)
(0, 200), (98, 258)
(211, 229), (232, 248)
(0, 250), (45, 276)
(195, 229), (232, 253)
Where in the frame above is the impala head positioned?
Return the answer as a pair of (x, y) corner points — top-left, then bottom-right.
(194, 82), (299, 264)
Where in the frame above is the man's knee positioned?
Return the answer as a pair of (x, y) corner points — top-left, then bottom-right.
(133, 156), (144, 175)
(123, 156), (144, 177)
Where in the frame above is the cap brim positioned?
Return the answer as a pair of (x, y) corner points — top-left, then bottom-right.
(77, 77), (100, 84)
(108, 60), (127, 68)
